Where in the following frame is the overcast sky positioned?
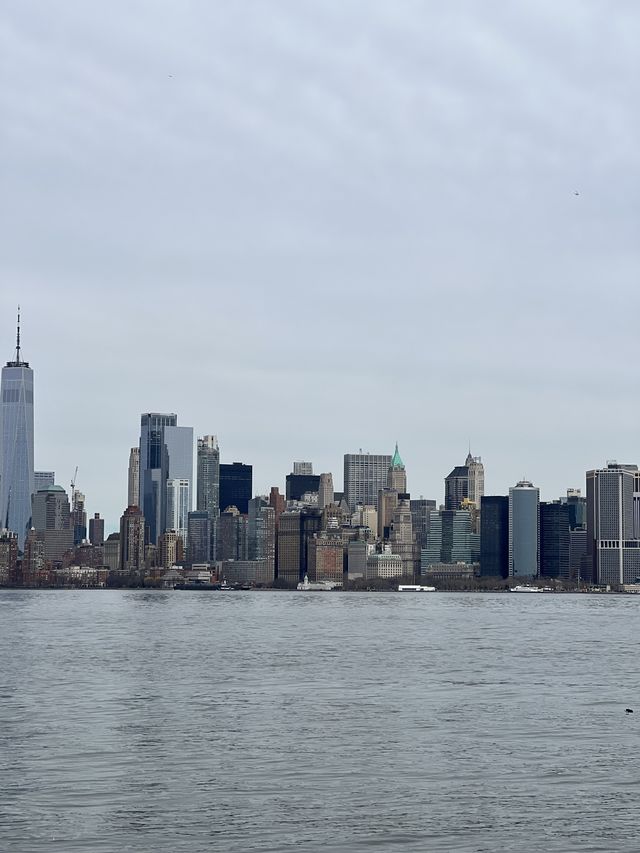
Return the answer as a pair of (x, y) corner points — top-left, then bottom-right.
(2, 0), (640, 531)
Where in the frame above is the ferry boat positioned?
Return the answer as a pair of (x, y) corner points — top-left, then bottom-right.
(297, 574), (341, 591)
(511, 585), (544, 593)
(398, 584), (436, 592)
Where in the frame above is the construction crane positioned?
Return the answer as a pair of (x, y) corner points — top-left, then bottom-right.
(71, 466), (78, 508)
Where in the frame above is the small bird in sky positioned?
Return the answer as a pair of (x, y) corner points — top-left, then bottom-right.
(573, 191), (580, 196)
(625, 708), (633, 713)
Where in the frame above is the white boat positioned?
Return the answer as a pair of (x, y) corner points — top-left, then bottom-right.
(511, 585), (544, 593)
(398, 584), (436, 592)
(297, 574), (341, 591)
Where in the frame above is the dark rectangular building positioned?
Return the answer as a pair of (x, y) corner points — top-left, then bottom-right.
(219, 463), (252, 515)
(480, 495), (508, 577)
(540, 502), (570, 579)
(285, 473), (320, 502)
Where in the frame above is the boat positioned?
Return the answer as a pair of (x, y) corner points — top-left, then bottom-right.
(174, 582), (221, 591)
(511, 585), (544, 593)
(398, 584), (436, 592)
(297, 574), (341, 591)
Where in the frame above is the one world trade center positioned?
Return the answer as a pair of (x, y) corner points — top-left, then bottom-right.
(0, 311), (34, 551)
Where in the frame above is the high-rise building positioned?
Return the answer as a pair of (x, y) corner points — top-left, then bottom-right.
(479, 496), (509, 577)
(466, 453), (485, 508)
(71, 490), (87, 545)
(219, 463), (252, 515)
(389, 494), (414, 575)
(23, 528), (45, 586)
(166, 478), (191, 542)
(293, 461), (313, 475)
(34, 471), (54, 493)
(387, 443), (407, 493)
(276, 508), (322, 584)
(410, 498), (437, 553)
(158, 529), (180, 569)
(103, 533), (121, 572)
(307, 521), (343, 582)
(31, 485), (73, 563)
(196, 435), (219, 559)
(508, 480), (540, 579)
(285, 472), (320, 502)
(377, 489), (398, 539)
(139, 413), (177, 545)
(89, 513), (104, 547)
(318, 473), (334, 509)
(119, 506), (145, 574)
(444, 463), (469, 511)
(344, 452), (392, 511)
(539, 502), (570, 580)
(186, 511), (211, 565)
(248, 497), (276, 577)
(586, 462), (640, 586)
(0, 312), (34, 550)
(422, 509), (480, 570)
(216, 506), (248, 562)
(127, 447), (140, 507)
(563, 488), (587, 530)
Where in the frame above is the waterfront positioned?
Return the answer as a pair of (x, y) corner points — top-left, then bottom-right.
(1, 590), (639, 852)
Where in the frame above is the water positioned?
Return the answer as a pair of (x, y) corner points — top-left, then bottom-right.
(1, 590), (639, 852)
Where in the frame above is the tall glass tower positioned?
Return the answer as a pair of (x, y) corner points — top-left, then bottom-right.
(0, 312), (34, 551)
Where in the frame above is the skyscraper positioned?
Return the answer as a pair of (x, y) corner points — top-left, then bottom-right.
(387, 443), (407, 493)
(318, 473), (334, 509)
(138, 415), (192, 545)
(0, 312), (34, 550)
(586, 462), (640, 586)
(344, 452), (392, 511)
(89, 512), (105, 547)
(196, 435), (220, 559)
(422, 509), (480, 569)
(466, 453), (485, 508)
(219, 463), (252, 515)
(508, 480), (540, 579)
(444, 462), (469, 511)
(119, 505), (145, 574)
(139, 413), (177, 545)
(539, 502), (570, 580)
(71, 490), (87, 545)
(31, 485), (73, 563)
(186, 511), (211, 565)
(479, 496), (509, 577)
(166, 478), (191, 542)
(127, 447), (140, 507)
(285, 472), (320, 502)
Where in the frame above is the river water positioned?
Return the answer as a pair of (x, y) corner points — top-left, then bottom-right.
(0, 590), (639, 852)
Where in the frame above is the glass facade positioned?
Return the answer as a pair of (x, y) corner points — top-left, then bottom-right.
(508, 482), (540, 578)
(480, 496), (509, 578)
(219, 463), (252, 515)
(0, 363), (34, 550)
(539, 502), (570, 579)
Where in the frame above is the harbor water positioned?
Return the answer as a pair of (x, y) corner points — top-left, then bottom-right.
(1, 589), (639, 852)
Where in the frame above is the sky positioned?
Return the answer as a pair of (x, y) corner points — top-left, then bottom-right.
(2, 0), (640, 532)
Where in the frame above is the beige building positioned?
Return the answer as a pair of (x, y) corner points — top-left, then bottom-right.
(389, 495), (415, 575)
(307, 524), (344, 582)
(366, 547), (404, 580)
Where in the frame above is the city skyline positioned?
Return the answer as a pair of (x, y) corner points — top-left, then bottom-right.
(0, 310), (633, 535)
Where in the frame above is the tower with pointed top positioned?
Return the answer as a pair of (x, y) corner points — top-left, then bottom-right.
(387, 443), (407, 493)
(0, 309), (34, 551)
(466, 452), (485, 508)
